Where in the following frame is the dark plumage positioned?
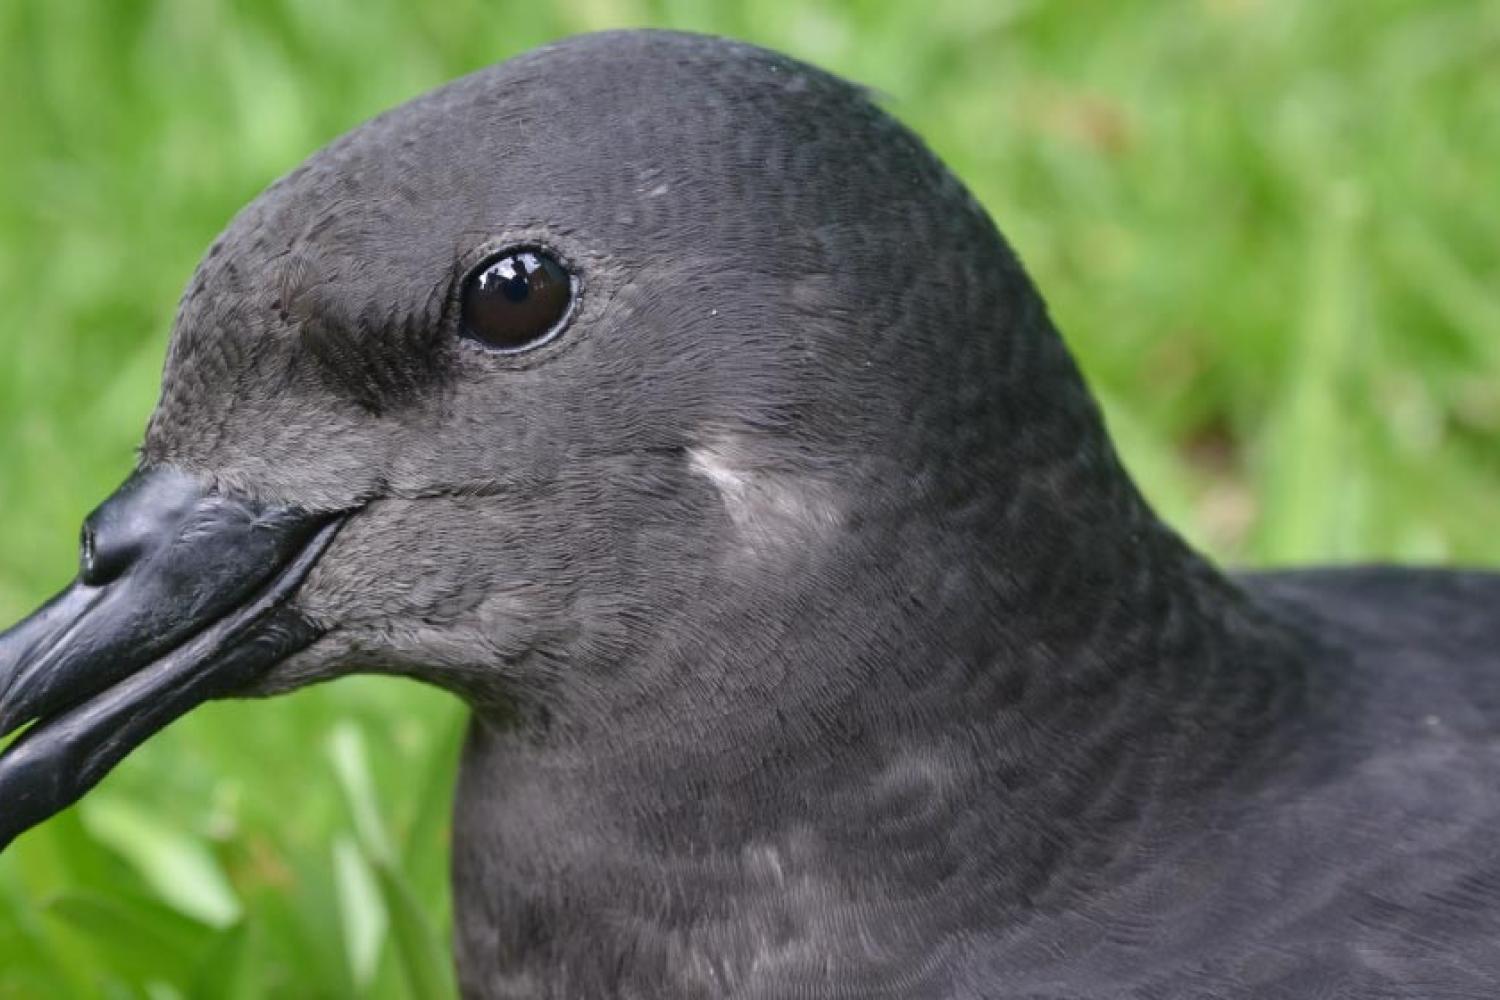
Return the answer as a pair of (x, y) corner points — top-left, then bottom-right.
(2, 30), (1497, 999)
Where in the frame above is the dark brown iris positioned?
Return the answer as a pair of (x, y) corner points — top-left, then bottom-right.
(461, 249), (573, 351)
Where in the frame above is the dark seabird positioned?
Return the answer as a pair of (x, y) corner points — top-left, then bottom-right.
(2, 30), (1498, 999)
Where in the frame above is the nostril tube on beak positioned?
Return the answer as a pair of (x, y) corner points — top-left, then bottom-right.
(79, 515), (138, 587)
(77, 466), (203, 587)
(78, 524), (103, 584)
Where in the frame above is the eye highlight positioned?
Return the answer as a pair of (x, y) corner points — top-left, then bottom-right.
(460, 249), (574, 352)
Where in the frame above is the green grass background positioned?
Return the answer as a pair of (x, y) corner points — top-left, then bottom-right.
(1, 0), (1496, 995)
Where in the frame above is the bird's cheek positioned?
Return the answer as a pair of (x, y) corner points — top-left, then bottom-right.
(240, 634), (354, 696)
(286, 500), (479, 622)
(283, 550), (548, 668)
(247, 595), (550, 701)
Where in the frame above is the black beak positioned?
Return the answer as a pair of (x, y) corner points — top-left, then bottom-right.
(0, 466), (343, 851)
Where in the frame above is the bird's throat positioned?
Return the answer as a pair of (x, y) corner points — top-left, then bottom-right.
(450, 513), (1318, 991)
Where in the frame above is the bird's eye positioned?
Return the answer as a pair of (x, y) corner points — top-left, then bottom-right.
(460, 249), (574, 352)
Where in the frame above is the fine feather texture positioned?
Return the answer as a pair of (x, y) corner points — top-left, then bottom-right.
(125, 29), (1500, 998)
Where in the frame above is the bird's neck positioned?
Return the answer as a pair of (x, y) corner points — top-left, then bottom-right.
(452, 481), (1318, 990)
(536, 457), (1314, 808)
(634, 513), (1306, 817)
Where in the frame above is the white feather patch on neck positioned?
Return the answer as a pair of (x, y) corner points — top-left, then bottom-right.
(688, 435), (842, 558)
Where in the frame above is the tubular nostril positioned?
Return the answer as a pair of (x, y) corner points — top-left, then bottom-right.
(76, 467), (205, 588)
(78, 510), (147, 587)
(79, 525), (98, 581)
(78, 519), (134, 587)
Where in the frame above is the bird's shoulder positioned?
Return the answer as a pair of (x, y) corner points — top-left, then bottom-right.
(1240, 564), (1500, 668)
(1106, 565), (1500, 997)
(1239, 565), (1500, 742)
(974, 567), (1500, 998)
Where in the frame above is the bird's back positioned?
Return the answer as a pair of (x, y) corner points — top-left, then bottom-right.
(978, 568), (1500, 999)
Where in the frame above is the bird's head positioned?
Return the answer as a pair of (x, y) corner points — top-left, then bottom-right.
(0, 30), (1119, 848)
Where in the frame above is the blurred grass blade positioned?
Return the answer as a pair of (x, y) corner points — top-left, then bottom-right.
(45, 890), (213, 984)
(79, 795), (242, 929)
(327, 722), (394, 862)
(1382, 220), (1500, 367)
(1255, 181), (1366, 562)
(189, 921), (261, 1000)
(327, 720), (456, 998)
(372, 851), (457, 1000)
(333, 835), (387, 990)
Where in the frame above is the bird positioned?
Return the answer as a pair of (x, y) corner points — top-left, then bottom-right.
(1, 28), (1498, 999)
